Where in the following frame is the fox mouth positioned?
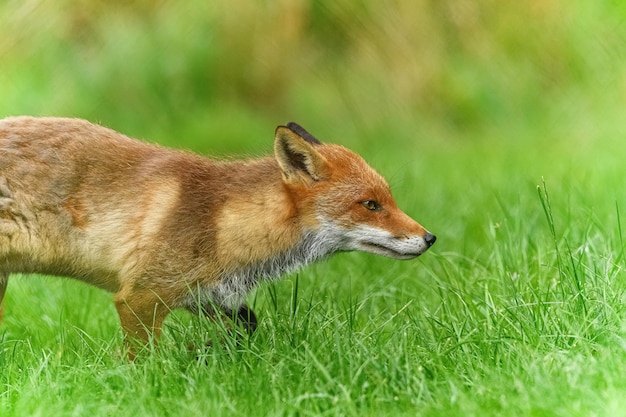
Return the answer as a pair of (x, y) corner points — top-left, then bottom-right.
(361, 241), (422, 259)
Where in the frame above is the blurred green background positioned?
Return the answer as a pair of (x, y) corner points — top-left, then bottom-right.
(2, 0), (625, 152)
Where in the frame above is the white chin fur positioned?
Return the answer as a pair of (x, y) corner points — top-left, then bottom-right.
(320, 221), (430, 260)
(357, 236), (429, 260)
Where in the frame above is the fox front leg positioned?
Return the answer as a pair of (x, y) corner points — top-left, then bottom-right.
(114, 288), (170, 359)
(197, 301), (258, 336)
(233, 304), (257, 334)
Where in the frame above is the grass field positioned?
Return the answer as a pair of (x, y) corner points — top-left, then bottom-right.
(2, 1), (626, 416)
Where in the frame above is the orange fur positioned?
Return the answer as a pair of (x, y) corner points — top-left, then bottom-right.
(0, 117), (435, 357)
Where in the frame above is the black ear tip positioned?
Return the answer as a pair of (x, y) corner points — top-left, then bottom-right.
(284, 122), (322, 145)
(286, 122), (303, 131)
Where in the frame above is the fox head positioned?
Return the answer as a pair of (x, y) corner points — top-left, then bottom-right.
(274, 122), (435, 260)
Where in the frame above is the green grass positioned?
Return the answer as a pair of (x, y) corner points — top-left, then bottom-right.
(2, 132), (626, 416)
(3, 1), (626, 416)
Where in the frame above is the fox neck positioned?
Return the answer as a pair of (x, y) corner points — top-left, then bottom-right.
(207, 171), (342, 309)
(209, 226), (342, 310)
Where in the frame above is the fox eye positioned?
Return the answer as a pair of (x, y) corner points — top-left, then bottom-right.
(360, 200), (381, 211)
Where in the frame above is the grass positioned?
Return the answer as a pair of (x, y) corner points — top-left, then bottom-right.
(2, 132), (625, 416)
(3, 1), (626, 416)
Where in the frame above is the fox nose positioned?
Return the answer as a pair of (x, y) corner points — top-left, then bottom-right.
(424, 232), (437, 247)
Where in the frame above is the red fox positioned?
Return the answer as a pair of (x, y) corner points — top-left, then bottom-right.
(0, 117), (435, 354)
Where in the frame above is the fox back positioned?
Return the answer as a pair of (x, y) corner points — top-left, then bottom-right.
(0, 117), (435, 354)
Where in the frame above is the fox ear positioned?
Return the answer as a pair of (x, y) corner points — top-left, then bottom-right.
(285, 122), (322, 145)
(274, 124), (330, 185)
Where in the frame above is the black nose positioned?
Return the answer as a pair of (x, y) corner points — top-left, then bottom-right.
(424, 233), (437, 247)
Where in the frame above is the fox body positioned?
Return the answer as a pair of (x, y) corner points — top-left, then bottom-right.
(0, 117), (435, 352)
